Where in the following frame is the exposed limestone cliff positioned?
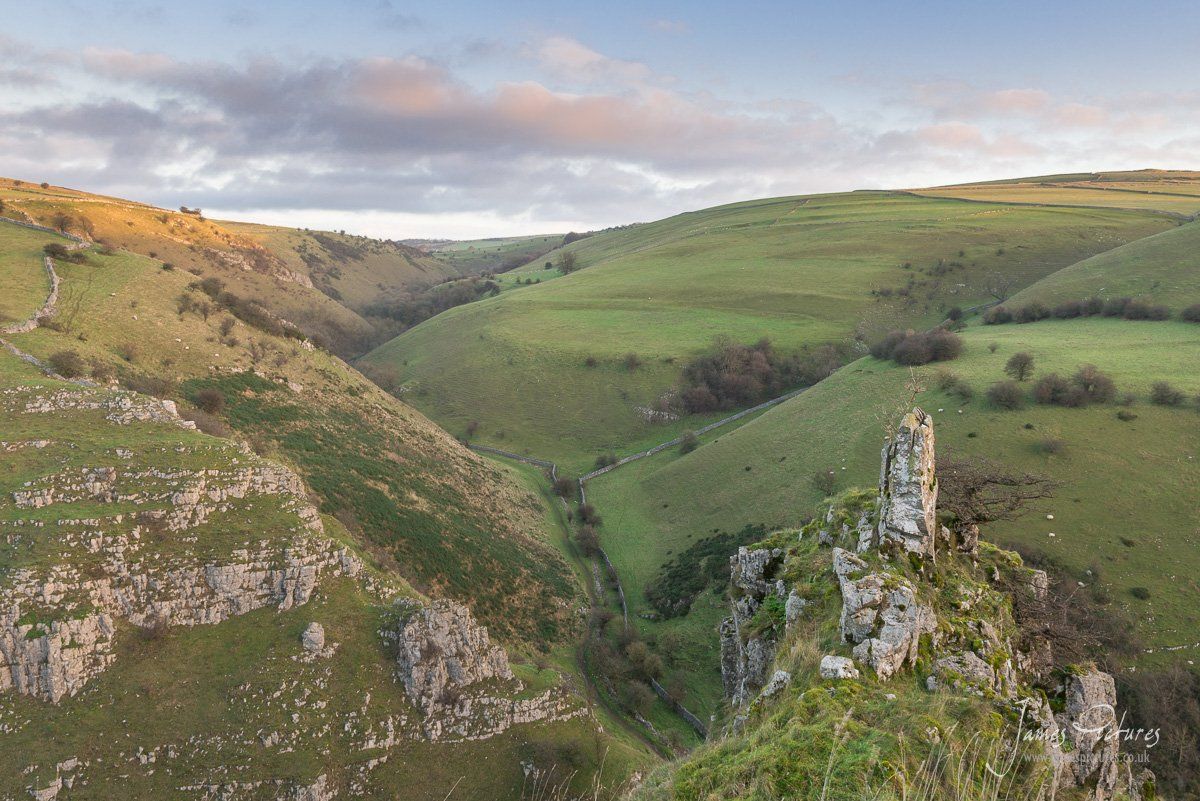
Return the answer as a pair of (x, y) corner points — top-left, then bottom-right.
(388, 599), (584, 742)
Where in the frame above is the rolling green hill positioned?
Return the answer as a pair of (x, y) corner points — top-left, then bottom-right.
(363, 190), (1176, 472)
(0, 177), (484, 357)
(914, 169), (1200, 216)
(1005, 219), (1200, 308)
(586, 317), (1200, 717)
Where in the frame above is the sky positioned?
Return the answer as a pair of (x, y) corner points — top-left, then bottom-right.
(2, 1), (1199, 239)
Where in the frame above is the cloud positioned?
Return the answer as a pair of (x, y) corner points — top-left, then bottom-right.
(1, 36), (1198, 237)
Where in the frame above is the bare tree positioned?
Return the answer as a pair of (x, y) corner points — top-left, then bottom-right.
(938, 454), (1059, 525)
(983, 271), (1015, 302)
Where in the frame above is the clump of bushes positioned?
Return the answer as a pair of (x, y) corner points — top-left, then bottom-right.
(1182, 304), (1200, 323)
(986, 296), (1172, 325)
(1150, 381), (1186, 406)
(987, 380), (1026, 410)
(1032, 365), (1117, 408)
(186, 278), (307, 342)
(678, 337), (848, 413)
(869, 327), (964, 366)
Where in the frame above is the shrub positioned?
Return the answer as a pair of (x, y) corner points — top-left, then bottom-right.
(552, 476), (576, 499)
(935, 370), (973, 400)
(577, 504), (602, 526)
(987, 380), (1026, 410)
(678, 431), (699, 454)
(48, 350), (88, 378)
(594, 452), (618, 469)
(988, 342), (1000, 353)
(1122, 300), (1170, 320)
(869, 330), (908, 360)
(1004, 351), (1035, 381)
(575, 525), (600, 556)
(1074, 365), (1116, 403)
(1101, 297), (1128, 317)
(1052, 300), (1083, 319)
(583, 355), (597, 368)
(874, 327), (964, 366)
(983, 306), (1012, 325)
(1082, 297), (1105, 316)
(1033, 373), (1086, 407)
(1150, 381), (1185, 406)
(193, 388), (225, 414)
(1182, 304), (1200, 323)
(185, 409), (231, 437)
(1129, 586), (1151, 600)
(1116, 410), (1138, 422)
(945, 306), (963, 321)
(811, 468), (837, 496)
(119, 372), (177, 398)
(622, 352), (643, 371)
(1037, 436), (1068, 455)
(1013, 302), (1050, 323)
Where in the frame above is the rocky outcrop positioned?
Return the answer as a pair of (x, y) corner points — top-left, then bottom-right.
(832, 548), (934, 680)
(874, 408), (937, 558)
(0, 539), (360, 702)
(720, 547), (786, 706)
(1059, 669), (1121, 800)
(394, 600), (513, 713)
(389, 599), (583, 741)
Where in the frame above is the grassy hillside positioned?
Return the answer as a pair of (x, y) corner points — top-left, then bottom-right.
(1006, 219), (1200, 308)
(0, 178), (465, 356)
(914, 170), (1200, 216)
(223, 220), (457, 309)
(0, 351), (648, 798)
(364, 191), (1175, 472)
(427, 233), (566, 274)
(587, 318), (1200, 714)
(0, 223), (56, 325)
(0, 219), (578, 648)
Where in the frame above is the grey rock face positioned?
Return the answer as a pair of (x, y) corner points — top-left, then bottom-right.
(784, 590), (807, 629)
(819, 655), (860, 680)
(730, 546), (783, 597)
(832, 548), (935, 681)
(394, 600), (513, 713)
(926, 651), (997, 694)
(1059, 669), (1120, 800)
(720, 547), (786, 706)
(875, 408), (937, 558)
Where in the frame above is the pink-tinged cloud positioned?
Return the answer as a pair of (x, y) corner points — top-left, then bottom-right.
(984, 88), (1052, 114)
(918, 122), (987, 150)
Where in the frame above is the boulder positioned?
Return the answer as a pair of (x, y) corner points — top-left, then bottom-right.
(926, 651), (996, 694)
(730, 547), (783, 597)
(760, 669), (791, 698)
(301, 622), (325, 653)
(819, 655), (860, 680)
